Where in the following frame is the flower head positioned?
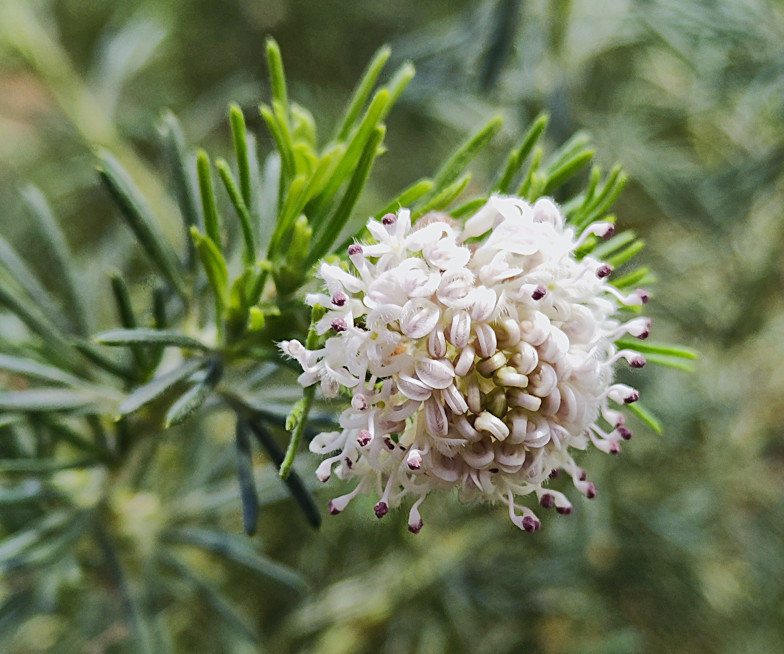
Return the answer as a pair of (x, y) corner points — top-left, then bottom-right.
(281, 195), (650, 533)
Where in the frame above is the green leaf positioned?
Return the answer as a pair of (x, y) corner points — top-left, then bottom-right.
(0, 481), (53, 505)
(612, 267), (656, 290)
(229, 103), (254, 213)
(494, 112), (549, 193)
(642, 354), (696, 372)
(606, 239), (646, 267)
(260, 103), (296, 184)
(588, 229), (636, 259)
(451, 196), (488, 218)
(380, 61), (415, 119)
(97, 150), (187, 299)
(0, 389), (97, 412)
(109, 272), (148, 372)
(245, 416), (321, 529)
(216, 158), (256, 266)
(0, 353), (86, 387)
(163, 526), (307, 591)
(158, 111), (201, 270)
(310, 126), (386, 262)
(94, 328), (210, 351)
(190, 227), (229, 326)
(164, 358), (223, 427)
(413, 173), (471, 219)
(334, 44), (391, 141)
(429, 116), (503, 196)
(20, 185), (88, 335)
(0, 234), (65, 328)
(310, 89), (389, 224)
(0, 510), (78, 571)
(196, 149), (222, 248)
(542, 148), (595, 195)
(0, 457), (96, 473)
(160, 552), (259, 642)
(234, 418), (259, 535)
(265, 37), (288, 118)
(628, 402), (663, 435)
(615, 339), (699, 360)
(117, 357), (207, 417)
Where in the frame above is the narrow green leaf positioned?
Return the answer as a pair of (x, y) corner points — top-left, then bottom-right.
(97, 151), (187, 298)
(243, 414), (321, 528)
(0, 510), (74, 569)
(267, 174), (308, 258)
(628, 402), (663, 435)
(451, 196), (488, 218)
(20, 185), (89, 335)
(160, 552), (259, 642)
(309, 89), (389, 224)
(642, 354), (696, 372)
(494, 112), (549, 192)
(279, 306), (324, 480)
(336, 178), (436, 253)
(164, 526), (306, 591)
(545, 130), (591, 172)
(612, 267), (656, 289)
(216, 158), (256, 266)
(110, 273), (148, 372)
(196, 150), (222, 248)
(542, 149), (594, 195)
(93, 526), (159, 654)
(265, 37), (288, 117)
(158, 111), (201, 270)
(589, 229), (636, 259)
(234, 418), (258, 535)
(229, 104), (253, 211)
(606, 239), (645, 267)
(615, 339), (699, 360)
(94, 328), (210, 351)
(310, 126), (385, 262)
(430, 116), (503, 195)
(517, 146), (543, 198)
(191, 226), (229, 326)
(0, 389), (97, 412)
(0, 481), (52, 505)
(118, 357), (206, 417)
(380, 61), (415, 119)
(164, 358), (223, 427)
(0, 353), (86, 387)
(260, 103), (296, 183)
(413, 173), (471, 219)
(0, 458), (96, 473)
(334, 44), (391, 142)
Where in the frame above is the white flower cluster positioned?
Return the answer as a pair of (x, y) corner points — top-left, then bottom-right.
(281, 196), (651, 533)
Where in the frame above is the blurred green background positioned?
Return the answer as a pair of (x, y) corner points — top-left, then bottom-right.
(1, 0), (783, 652)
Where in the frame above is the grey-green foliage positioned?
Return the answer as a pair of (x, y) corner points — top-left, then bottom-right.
(0, 0), (736, 653)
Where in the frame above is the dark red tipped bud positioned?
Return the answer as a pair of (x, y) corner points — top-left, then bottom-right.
(328, 501), (341, 516)
(332, 291), (348, 307)
(374, 501), (388, 519)
(381, 212), (396, 226)
(331, 318), (347, 332)
(522, 516), (540, 532)
(596, 264), (613, 278)
(408, 519), (424, 534)
(532, 285), (547, 300)
(540, 493), (555, 509)
(556, 505), (573, 515)
(348, 244), (363, 256)
(617, 426), (633, 440)
(585, 482), (597, 499)
(356, 429), (371, 446)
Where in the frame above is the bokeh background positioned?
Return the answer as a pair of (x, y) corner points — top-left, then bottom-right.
(1, 0), (783, 652)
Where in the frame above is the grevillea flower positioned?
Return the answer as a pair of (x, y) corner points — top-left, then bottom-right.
(281, 195), (651, 533)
